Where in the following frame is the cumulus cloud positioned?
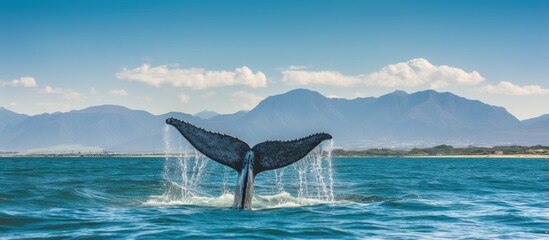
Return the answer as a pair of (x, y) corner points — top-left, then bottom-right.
(109, 89), (129, 97)
(281, 58), (485, 88)
(479, 81), (549, 95)
(116, 64), (267, 89)
(43, 85), (84, 100)
(282, 70), (361, 86)
(231, 91), (264, 110)
(286, 65), (308, 70)
(367, 58), (485, 87)
(36, 102), (74, 113)
(179, 93), (190, 103)
(1, 77), (37, 88)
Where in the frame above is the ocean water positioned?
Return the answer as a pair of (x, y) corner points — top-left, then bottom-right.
(0, 155), (547, 239)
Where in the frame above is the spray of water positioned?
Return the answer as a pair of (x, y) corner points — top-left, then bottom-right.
(222, 167), (230, 195)
(274, 168), (285, 193)
(160, 125), (210, 203)
(152, 125), (335, 208)
(291, 140), (334, 202)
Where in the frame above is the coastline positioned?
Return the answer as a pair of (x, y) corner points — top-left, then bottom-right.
(1, 154), (548, 158)
(402, 154), (549, 159)
(332, 155), (549, 159)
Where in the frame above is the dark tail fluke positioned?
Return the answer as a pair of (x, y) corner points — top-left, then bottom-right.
(165, 118), (250, 171)
(165, 118), (332, 173)
(251, 133), (332, 173)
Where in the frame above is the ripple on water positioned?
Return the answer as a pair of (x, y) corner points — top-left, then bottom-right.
(0, 157), (548, 239)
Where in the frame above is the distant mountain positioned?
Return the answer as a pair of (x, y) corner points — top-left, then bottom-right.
(521, 114), (549, 127)
(223, 89), (347, 144)
(345, 89), (520, 144)
(0, 107), (28, 133)
(201, 89), (524, 147)
(511, 114), (549, 144)
(0, 89), (547, 152)
(0, 105), (200, 152)
(209, 110), (247, 121)
(194, 110), (220, 119)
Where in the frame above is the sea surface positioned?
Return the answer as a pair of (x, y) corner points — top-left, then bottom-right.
(0, 156), (547, 239)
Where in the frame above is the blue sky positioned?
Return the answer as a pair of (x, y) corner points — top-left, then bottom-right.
(1, 0), (548, 119)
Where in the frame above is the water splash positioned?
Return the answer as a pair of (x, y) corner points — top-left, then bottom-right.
(153, 125), (335, 208)
(327, 140), (335, 201)
(292, 139), (334, 201)
(222, 166), (231, 195)
(159, 125), (210, 203)
(274, 168), (285, 193)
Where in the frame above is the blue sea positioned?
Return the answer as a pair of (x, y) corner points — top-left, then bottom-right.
(0, 156), (547, 239)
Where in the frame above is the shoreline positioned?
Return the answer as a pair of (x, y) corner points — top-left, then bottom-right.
(1, 154), (548, 158)
(403, 154), (549, 159)
(333, 154), (549, 158)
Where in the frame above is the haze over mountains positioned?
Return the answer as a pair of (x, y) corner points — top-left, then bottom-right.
(1, 89), (547, 153)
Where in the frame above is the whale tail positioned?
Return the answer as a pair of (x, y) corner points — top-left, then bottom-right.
(165, 117), (249, 171)
(165, 117), (332, 174)
(251, 133), (332, 173)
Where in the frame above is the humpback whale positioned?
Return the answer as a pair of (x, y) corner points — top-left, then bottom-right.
(165, 117), (332, 210)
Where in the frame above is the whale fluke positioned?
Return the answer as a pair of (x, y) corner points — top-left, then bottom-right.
(165, 117), (249, 171)
(165, 117), (332, 209)
(252, 133), (332, 173)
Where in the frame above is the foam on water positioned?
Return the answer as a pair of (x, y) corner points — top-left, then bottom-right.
(148, 125), (336, 209)
(145, 192), (338, 210)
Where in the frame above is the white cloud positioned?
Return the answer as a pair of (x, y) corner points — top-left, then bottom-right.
(479, 81), (549, 95)
(8, 102), (17, 107)
(116, 64), (267, 89)
(43, 85), (84, 100)
(109, 89), (129, 97)
(179, 93), (190, 103)
(287, 65), (308, 70)
(281, 58), (485, 88)
(367, 58), (485, 87)
(90, 87), (98, 95)
(1, 77), (37, 88)
(282, 70), (361, 86)
(36, 102), (74, 113)
(231, 91), (264, 110)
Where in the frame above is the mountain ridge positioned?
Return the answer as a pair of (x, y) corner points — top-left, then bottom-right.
(0, 107), (29, 133)
(0, 89), (547, 152)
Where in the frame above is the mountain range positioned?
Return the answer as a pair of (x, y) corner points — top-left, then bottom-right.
(0, 89), (547, 152)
